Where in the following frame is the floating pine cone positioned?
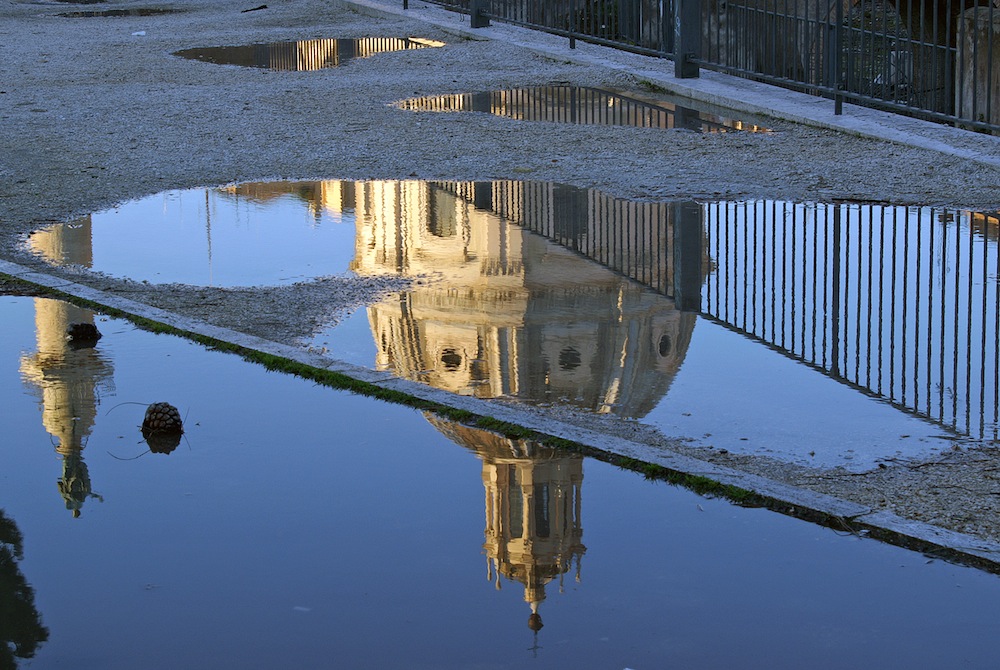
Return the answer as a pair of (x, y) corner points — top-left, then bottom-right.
(141, 402), (184, 454)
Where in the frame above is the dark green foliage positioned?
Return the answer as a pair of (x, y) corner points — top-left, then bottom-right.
(0, 511), (48, 669)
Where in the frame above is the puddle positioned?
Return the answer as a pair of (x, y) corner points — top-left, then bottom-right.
(395, 85), (772, 132)
(172, 37), (444, 71)
(56, 8), (178, 16)
(26, 182), (361, 286)
(27, 179), (1000, 470)
(300, 180), (998, 471)
(3, 294), (1000, 667)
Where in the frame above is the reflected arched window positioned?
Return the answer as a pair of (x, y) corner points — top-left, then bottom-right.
(658, 334), (672, 358)
(507, 466), (523, 539)
(534, 483), (550, 538)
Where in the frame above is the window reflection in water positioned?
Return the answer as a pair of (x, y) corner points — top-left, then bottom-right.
(348, 180), (698, 417)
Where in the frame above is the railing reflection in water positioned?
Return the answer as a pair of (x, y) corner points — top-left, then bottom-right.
(350, 180), (694, 417)
(440, 183), (1000, 441)
(702, 201), (1000, 440)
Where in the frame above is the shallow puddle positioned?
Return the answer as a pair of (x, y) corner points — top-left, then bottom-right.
(27, 182), (360, 286)
(395, 85), (771, 132)
(56, 8), (178, 16)
(3, 294), (1000, 667)
(172, 37), (444, 71)
(27, 180), (1000, 470)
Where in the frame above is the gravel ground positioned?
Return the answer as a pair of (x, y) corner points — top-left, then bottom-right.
(4, 0), (1000, 545)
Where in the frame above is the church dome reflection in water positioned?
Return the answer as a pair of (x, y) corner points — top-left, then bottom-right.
(26, 180), (696, 422)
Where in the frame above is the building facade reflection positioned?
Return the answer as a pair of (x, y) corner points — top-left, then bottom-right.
(427, 415), (585, 632)
(396, 85), (772, 133)
(20, 222), (112, 517)
(342, 180), (696, 417)
(172, 37), (444, 71)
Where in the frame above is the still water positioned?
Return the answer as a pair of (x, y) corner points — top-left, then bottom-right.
(26, 180), (1000, 470)
(394, 85), (772, 132)
(3, 294), (1000, 668)
(172, 37), (444, 71)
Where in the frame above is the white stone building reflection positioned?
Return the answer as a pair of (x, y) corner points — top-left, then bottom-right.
(341, 179), (696, 417)
(428, 415), (585, 633)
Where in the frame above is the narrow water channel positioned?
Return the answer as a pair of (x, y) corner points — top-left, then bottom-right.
(2, 295), (1000, 668)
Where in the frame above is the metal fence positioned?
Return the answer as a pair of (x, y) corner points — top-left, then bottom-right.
(702, 200), (1000, 440)
(410, 0), (1000, 133)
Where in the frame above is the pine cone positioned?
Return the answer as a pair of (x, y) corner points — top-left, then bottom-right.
(141, 402), (184, 454)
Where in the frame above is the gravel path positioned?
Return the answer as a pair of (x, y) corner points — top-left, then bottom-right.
(4, 0), (1000, 547)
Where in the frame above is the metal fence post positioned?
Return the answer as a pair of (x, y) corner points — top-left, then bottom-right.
(470, 0), (491, 27)
(674, 0), (701, 78)
(823, 0), (843, 114)
(672, 201), (703, 312)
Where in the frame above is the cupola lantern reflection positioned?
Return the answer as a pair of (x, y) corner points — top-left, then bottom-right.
(21, 216), (112, 517)
(428, 416), (585, 634)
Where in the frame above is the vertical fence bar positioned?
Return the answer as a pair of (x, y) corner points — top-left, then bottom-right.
(672, 202), (703, 311)
(674, 0), (701, 77)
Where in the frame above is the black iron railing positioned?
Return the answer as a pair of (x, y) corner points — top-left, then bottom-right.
(405, 0), (1000, 133)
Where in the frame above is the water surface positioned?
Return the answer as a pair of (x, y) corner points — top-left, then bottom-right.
(26, 180), (1000, 470)
(395, 85), (772, 132)
(173, 37), (444, 71)
(3, 295), (1000, 668)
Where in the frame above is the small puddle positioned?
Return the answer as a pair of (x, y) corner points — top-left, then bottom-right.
(395, 85), (772, 132)
(56, 7), (179, 16)
(27, 182), (360, 286)
(3, 293), (1000, 667)
(172, 37), (444, 71)
(27, 180), (1000, 471)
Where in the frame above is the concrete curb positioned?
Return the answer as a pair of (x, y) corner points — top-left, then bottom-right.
(343, 0), (1000, 170)
(5, 258), (1000, 572)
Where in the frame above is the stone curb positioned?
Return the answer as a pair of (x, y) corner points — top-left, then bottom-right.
(5, 258), (1000, 572)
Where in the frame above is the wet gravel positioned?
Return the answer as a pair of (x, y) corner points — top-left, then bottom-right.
(4, 0), (1000, 545)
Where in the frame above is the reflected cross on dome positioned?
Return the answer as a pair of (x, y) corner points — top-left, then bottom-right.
(426, 415), (585, 639)
(19, 298), (113, 517)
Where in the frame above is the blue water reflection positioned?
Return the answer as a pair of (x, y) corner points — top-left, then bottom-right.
(3, 295), (1000, 667)
(25, 180), (1000, 471)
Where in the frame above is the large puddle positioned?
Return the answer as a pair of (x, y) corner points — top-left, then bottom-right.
(172, 37), (444, 71)
(395, 85), (772, 132)
(26, 180), (1000, 470)
(3, 294), (1000, 667)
